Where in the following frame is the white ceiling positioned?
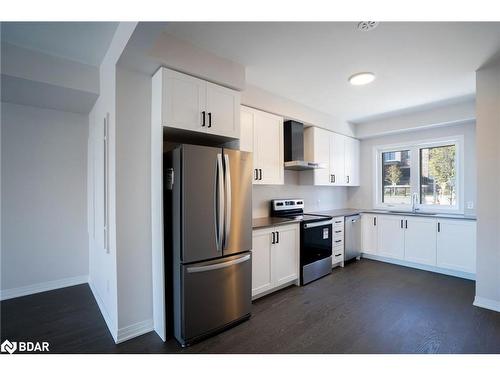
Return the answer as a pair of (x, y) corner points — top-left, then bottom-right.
(164, 22), (500, 123)
(1, 22), (118, 66)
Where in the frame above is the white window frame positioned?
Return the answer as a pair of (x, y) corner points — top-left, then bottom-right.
(374, 135), (464, 214)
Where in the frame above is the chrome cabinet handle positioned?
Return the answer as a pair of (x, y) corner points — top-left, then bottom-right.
(276, 231), (279, 244)
(272, 231), (275, 244)
(201, 111), (206, 127)
(208, 112), (212, 128)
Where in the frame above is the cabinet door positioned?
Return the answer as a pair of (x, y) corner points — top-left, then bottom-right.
(206, 82), (240, 139)
(253, 110), (284, 185)
(312, 127), (331, 185)
(377, 215), (405, 259)
(239, 107), (254, 153)
(162, 68), (206, 132)
(273, 224), (299, 286)
(251, 228), (274, 296)
(404, 216), (437, 266)
(331, 133), (345, 186)
(361, 214), (378, 254)
(437, 219), (476, 273)
(345, 137), (360, 186)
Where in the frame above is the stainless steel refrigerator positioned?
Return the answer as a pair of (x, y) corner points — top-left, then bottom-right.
(166, 144), (252, 347)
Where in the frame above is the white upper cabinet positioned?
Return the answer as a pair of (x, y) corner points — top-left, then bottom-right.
(240, 106), (284, 185)
(205, 82), (240, 138)
(301, 127), (359, 186)
(303, 127), (331, 185)
(404, 216), (437, 266)
(161, 68), (206, 133)
(436, 219), (476, 273)
(153, 67), (240, 139)
(330, 132), (345, 186)
(344, 137), (360, 186)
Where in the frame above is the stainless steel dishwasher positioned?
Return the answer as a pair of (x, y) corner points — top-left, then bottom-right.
(345, 214), (361, 261)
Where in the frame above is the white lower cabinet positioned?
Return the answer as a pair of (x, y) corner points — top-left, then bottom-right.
(361, 214), (378, 255)
(404, 216), (437, 266)
(436, 219), (476, 273)
(377, 215), (405, 260)
(251, 223), (299, 298)
(361, 212), (476, 278)
(251, 229), (274, 296)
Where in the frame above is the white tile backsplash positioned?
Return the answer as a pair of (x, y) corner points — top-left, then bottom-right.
(252, 171), (349, 218)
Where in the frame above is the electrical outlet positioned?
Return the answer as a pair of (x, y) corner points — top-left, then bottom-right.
(466, 201), (474, 210)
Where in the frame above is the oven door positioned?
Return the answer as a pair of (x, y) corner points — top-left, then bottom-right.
(301, 220), (333, 265)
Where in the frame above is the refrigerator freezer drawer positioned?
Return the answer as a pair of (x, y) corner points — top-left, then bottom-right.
(179, 252), (252, 345)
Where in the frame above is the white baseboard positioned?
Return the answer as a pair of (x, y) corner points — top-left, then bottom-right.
(473, 296), (500, 313)
(116, 319), (154, 344)
(88, 280), (118, 343)
(0, 275), (89, 301)
(361, 253), (475, 280)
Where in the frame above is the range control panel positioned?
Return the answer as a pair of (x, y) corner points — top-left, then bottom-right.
(272, 199), (304, 212)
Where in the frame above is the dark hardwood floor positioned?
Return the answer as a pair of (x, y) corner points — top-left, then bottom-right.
(2, 259), (500, 353)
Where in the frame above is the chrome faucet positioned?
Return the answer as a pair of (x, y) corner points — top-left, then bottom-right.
(411, 192), (419, 213)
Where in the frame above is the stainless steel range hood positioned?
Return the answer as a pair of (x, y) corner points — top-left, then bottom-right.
(284, 120), (325, 171)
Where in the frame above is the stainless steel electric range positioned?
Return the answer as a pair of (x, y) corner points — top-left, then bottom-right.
(271, 199), (333, 285)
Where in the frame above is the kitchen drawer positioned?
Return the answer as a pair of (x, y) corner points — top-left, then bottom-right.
(333, 217), (344, 228)
(333, 238), (344, 247)
(333, 245), (344, 256)
(332, 253), (344, 264)
(333, 229), (344, 239)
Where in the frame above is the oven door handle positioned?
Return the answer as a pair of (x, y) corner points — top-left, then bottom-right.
(303, 220), (333, 229)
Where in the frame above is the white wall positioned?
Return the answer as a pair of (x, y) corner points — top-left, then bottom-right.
(253, 171), (348, 218)
(474, 56), (500, 312)
(1, 102), (88, 299)
(354, 97), (475, 139)
(115, 66), (153, 334)
(87, 22), (137, 342)
(347, 122), (477, 215)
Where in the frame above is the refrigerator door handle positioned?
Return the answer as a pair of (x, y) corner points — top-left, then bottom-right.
(223, 154), (232, 250)
(186, 254), (251, 273)
(216, 154), (225, 252)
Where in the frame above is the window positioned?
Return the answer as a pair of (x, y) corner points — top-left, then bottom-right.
(420, 145), (456, 206)
(382, 150), (411, 204)
(375, 138), (462, 212)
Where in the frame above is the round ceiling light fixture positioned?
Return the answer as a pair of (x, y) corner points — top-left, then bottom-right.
(348, 72), (376, 86)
